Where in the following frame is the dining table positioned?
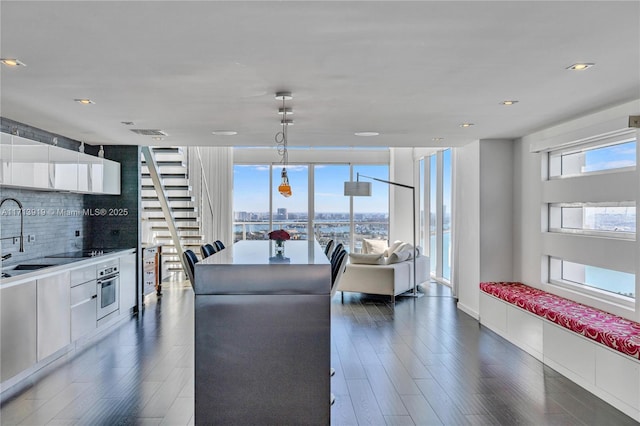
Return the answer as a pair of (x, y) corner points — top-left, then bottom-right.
(193, 239), (332, 425)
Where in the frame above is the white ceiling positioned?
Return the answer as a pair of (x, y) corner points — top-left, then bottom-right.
(1, 1), (639, 149)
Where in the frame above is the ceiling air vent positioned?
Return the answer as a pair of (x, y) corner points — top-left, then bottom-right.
(130, 129), (168, 136)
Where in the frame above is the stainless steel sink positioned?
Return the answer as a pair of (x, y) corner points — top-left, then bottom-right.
(12, 264), (56, 270)
(1, 264), (56, 277)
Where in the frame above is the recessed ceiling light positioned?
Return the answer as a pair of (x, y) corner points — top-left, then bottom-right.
(432, 137), (444, 142)
(152, 136), (164, 141)
(278, 108), (294, 115)
(354, 132), (380, 137)
(1, 58), (26, 67)
(501, 100), (519, 106)
(74, 98), (95, 105)
(459, 123), (474, 128)
(567, 63), (595, 71)
(281, 119), (294, 126)
(212, 130), (238, 136)
(275, 91), (293, 100)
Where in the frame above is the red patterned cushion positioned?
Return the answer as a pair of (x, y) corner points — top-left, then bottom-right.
(480, 282), (640, 360)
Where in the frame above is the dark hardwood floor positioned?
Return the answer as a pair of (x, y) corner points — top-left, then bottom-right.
(1, 279), (638, 425)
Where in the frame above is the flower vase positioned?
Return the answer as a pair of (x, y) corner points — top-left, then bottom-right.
(275, 240), (285, 256)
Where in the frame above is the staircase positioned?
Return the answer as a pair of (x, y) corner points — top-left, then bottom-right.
(141, 147), (203, 278)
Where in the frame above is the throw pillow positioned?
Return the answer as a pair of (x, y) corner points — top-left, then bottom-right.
(383, 240), (404, 257)
(393, 243), (414, 259)
(362, 238), (388, 255)
(385, 250), (411, 264)
(349, 253), (384, 265)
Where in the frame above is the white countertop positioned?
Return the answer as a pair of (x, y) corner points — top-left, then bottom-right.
(0, 248), (135, 288)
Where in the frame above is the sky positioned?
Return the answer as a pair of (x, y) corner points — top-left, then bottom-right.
(233, 150), (456, 215)
(233, 164), (391, 213)
(583, 140), (636, 172)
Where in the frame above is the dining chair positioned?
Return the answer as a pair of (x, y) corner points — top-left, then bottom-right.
(331, 248), (348, 294)
(182, 249), (198, 284)
(329, 246), (348, 407)
(214, 240), (225, 251)
(330, 243), (343, 264)
(324, 239), (335, 259)
(200, 243), (217, 259)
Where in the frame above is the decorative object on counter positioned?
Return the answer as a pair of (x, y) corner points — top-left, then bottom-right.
(79, 140), (85, 153)
(98, 145), (104, 158)
(268, 229), (291, 259)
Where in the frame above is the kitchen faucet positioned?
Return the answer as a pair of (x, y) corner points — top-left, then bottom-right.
(0, 197), (25, 252)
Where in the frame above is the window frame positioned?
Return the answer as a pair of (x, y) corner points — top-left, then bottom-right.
(548, 136), (636, 180)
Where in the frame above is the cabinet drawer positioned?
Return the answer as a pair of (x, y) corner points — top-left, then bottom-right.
(70, 280), (97, 306)
(70, 265), (96, 286)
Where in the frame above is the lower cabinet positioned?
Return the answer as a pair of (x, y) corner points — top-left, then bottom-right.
(0, 280), (37, 382)
(37, 272), (71, 361)
(70, 280), (97, 341)
(119, 253), (137, 314)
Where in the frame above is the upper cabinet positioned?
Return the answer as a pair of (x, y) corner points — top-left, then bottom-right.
(0, 133), (120, 195)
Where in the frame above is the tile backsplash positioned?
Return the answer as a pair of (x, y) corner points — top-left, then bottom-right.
(0, 187), (85, 265)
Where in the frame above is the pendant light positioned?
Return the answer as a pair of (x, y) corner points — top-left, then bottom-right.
(275, 92), (293, 197)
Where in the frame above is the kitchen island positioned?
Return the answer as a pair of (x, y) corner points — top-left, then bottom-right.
(194, 239), (331, 425)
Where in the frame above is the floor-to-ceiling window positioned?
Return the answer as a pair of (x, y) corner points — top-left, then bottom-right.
(419, 159), (426, 250)
(429, 154), (437, 277)
(424, 149), (452, 284)
(351, 165), (389, 253)
(442, 149), (452, 281)
(233, 165), (270, 241)
(233, 162), (389, 250)
(314, 165), (350, 249)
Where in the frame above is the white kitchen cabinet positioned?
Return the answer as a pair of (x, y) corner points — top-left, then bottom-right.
(0, 133), (120, 195)
(119, 253), (137, 315)
(1, 132), (13, 185)
(37, 271), (71, 361)
(102, 158), (120, 195)
(49, 144), (79, 191)
(0, 280), (37, 382)
(12, 137), (49, 188)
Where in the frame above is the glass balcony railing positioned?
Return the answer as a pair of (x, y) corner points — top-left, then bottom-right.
(233, 220), (389, 253)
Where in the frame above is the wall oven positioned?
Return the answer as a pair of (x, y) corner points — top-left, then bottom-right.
(97, 262), (119, 322)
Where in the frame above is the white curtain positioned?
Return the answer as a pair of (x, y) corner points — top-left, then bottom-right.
(189, 146), (234, 247)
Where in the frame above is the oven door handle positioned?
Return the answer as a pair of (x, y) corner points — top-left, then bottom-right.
(98, 274), (120, 284)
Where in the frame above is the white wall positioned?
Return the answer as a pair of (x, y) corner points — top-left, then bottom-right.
(515, 99), (640, 321)
(389, 148), (415, 245)
(454, 139), (514, 318)
(455, 141), (481, 317)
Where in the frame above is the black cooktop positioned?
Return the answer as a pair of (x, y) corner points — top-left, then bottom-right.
(46, 249), (118, 258)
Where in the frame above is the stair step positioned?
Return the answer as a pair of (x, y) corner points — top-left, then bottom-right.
(141, 184), (191, 191)
(151, 225), (200, 231)
(142, 173), (188, 179)
(143, 206), (196, 212)
(146, 216), (199, 222)
(142, 195), (194, 202)
(155, 235), (204, 241)
(141, 160), (186, 167)
(152, 147), (183, 154)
